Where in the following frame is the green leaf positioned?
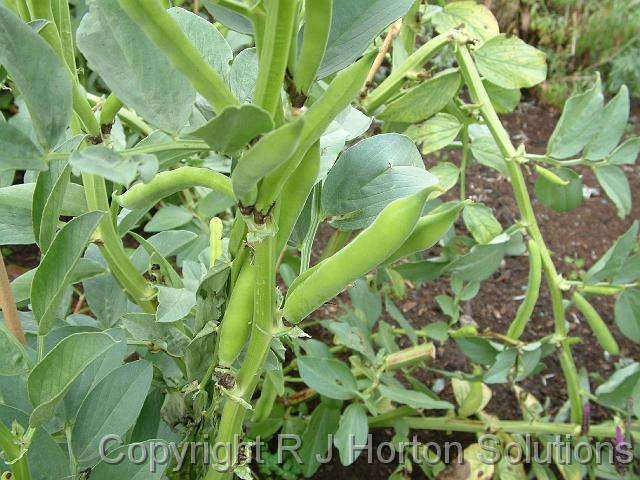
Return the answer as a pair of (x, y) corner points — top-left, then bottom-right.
(297, 357), (358, 400)
(446, 241), (507, 282)
(595, 362), (640, 410)
(334, 404), (369, 466)
(378, 384), (452, 410)
(547, 79), (604, 159)
(191, 104), (273, 153)
(27, 332), (116, 426)
(70, 146), (158, 187)
(0, 122), (45, 171)
(609, 137), (639, 165)
(432, 1), (499, 45)
(156, 286), (196, 323)
(28, 428), (71, 480)
(322, 134), (438, 230)
(33, 160), (71, 253)
(71, 361), (153, 465)
(123, 313), (190, 357)
(615, 289), (640, 343)
(300, 404), (341, 478)
(31, 211), (104, 335)
(469, 131), (508, 176)
(82, 245), (128, 327)
(89, 440), (171, 479)
(202, 0), (253, 34)
(0, 182), (87, 217)
(484, 80), (521, 114)
(406, 113), (463, 155)
(0, 324), (31, 376)
(168, 7), (232, 81)
(0, 204), (35, 245)
(472, 34), (547, 89)
(594, 165), (632, 218)
(534, 167), (583, 213)
(76, 0), (195, 133)
(144, 205), (193, 233)
(0, 5), (72, 148)
(484, 348), (518, 384)
(229, 47), (258, 103)
(462, 203), (503, 244)
(318, 0), (415, 78)
(584, 86), (630, 160)
(378, 69), (461, 123)
(586, 221), (638, 283)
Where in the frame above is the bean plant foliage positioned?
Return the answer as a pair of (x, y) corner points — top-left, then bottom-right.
(0, 0), (638, 479)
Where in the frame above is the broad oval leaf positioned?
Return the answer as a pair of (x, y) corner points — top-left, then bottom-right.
(594, 165), (631, 218)
(230, 47), (259, 104)
(0, 324), (32, 376)
(547, 78), (604, 159)
(0, 5), (72, 148)
(322, 133), (438, 230)
(462, 203), (503, 244)
(318, 0), (415, 78)
(378, 69), (462, 123)
(31, 211), (105, 335)
(27, 332), (116, 426)
(76, 0), (195, 133)
(446, 240), (508, 282)
(191, 104), (273, 153)
(0, 122), (45, 171)
(297, 357), (358, 400)
(378, 384), (452, 410)
(71, 361), (154, 465)
(615, 289), (640, 343)
(299, 404), (341, 478)
(432, 1), (499, 45)
(472, 34), (547, 90)
(584, 85), (630, 160)
(406, 112), (463, 155)
(610, 137), (640, 165)
(333, 403), (369, 466)
(534, 167), (583, 213)
(70, 146), (158, 187)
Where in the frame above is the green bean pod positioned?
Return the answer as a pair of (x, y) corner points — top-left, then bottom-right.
(252, 375), (278, 423)
(117, 167), (234, 212)
(275, 141), (321, 253)
(294, 0), (333, 94)
(506, 240), (542, 340)
(457, 380), (484, 418)
(535, 165), (570, 186)
(385, 201), (466, 264)
(283, 188), (431, 324)
(572, 292), (620, 355)
(253, 0), (297, 116)
(231, 119), (305, 206)
(218, 261), (256, 367)
(117, 0), (238, 113)
(255, 50), (377, 211)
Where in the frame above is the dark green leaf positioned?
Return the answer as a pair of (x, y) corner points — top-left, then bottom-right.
(298, 357), (358, 400)
(89, 440), (171, 479)
(300, 404), (341, 478)
(378, 384), (452, 410)
(33, 160), (71, 253)
(615, 289), (640, 343)
(334, 404), (369, 466)
(0, 324), (31, 376)
(534, 167), (583, 213)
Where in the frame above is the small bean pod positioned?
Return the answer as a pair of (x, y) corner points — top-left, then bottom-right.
(283, 187), (431, 324)
(275, 141), (321, 253)
(294, 0), (333, 94)
(209, 217), (223, 267)
(457, 380), (484, 418)
(572, 291), (620, 355)
(117, 167), (234, 212)
(385, 201), (466, 264)
(535, 165), (570, 186)
(252, 375), (279, 423)
(506, 240), (542, 340)
(231, 119), (305, 206)
(218, 261), (256, 367)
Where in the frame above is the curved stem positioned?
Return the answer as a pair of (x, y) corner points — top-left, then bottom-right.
(454, 45), (582, 424)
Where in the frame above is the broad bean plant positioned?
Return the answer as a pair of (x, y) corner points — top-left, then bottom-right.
(0, 0), (638, 479)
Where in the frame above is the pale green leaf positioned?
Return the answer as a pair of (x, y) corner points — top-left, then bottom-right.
(463, 203), (503, 244)
(615, 289), (640, 344)
(584, 86), (630, 160)
(0, 122), (45, 171)
(594, 165), (631, 218)
(609, 137), (639, 165)
(297, 357), (358, 400)
(378, 384), (452, 410)
(405, 112), (463, 154)
(89, 440), (171, 479)
(432, 1), (499, 44)
(33, 160), (71, 253)
(156, 286), (196, 323)
(334, 404), (369, 466)
(0, 325), (32, 376)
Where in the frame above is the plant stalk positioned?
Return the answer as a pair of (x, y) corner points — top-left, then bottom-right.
(454, 44), (583, 424)
(206, 236), (276, 480)
(0, 421), (30, 480)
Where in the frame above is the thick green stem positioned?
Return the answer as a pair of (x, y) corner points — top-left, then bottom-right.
(363, 32), (452, 113)
(454, 45), (582, 424)
(82, 174), (155, 313)
(0, 421), (30, 480)
(99, 93), (124, 126)
(206, 236), (276, 480)
(369, 412), (639, 440)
